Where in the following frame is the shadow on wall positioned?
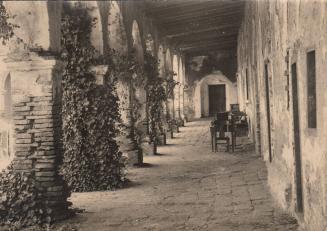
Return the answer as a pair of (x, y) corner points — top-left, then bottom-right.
(193, 70), (238, 118)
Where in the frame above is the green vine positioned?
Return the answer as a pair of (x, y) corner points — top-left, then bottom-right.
(60, 3), (125, 192)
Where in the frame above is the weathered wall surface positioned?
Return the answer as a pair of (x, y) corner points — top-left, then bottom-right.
(237, 0), (327, 230)
(184, 52), (238, 120)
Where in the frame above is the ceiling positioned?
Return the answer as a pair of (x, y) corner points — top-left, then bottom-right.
(144, 0), (244, 57)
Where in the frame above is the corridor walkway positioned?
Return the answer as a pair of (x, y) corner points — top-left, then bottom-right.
(63, 119), (299, 231)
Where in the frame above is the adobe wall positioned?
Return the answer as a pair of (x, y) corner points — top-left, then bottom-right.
(237, 1), (327, 230)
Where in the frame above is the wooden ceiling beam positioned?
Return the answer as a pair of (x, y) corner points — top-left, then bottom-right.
(165, 22), (240, 37)
(185, 48), (237, 57)
(177, 35), (238, 48)
(157, 6), (243, 25)
(145, 1), (216, 13)
(159, 11), (243, 29)
(145, 1), (237, 17)
(162, 19), (242, 38)
(180, 40), (237, 51)
(171, 27), (239, 44)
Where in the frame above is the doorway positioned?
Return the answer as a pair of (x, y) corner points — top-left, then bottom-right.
(264, 64), (273, 162)
(291, 63), (304, 213)
(208, 84), (226, 116)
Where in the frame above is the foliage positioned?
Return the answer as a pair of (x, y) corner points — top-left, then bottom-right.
(0, 165), (52, 230)
(0, 3), (19, 45)
(0, 4), (53, 230)
(165, 71), (178, 99)
(144, 52), (167, 143)
(60, 3), (125, 192)
(113, 49), (147, 161)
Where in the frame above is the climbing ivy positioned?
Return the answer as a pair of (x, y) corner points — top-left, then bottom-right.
(165, 71), (178, 100)
(113, 49), (147, 164)
(60, 3), (125, 192)
(0, 3), (18, 45)
(144, 52), (167, 152)
(0, 164), (54, 230)
(164, 71), (179, 130)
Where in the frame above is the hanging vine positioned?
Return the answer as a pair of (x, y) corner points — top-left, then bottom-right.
(60, 3), (125, 192)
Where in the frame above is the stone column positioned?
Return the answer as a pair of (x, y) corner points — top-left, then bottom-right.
(5, 57), (70, 221)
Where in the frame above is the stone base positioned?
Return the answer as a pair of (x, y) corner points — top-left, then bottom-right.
(157, 134), (166, 145)
(141, 141), (154, 156)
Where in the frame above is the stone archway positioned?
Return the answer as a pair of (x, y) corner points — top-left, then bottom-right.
(145, 33), (155, 55)
(0, 74), (13, 171)
(158, 45), (165, 77)
(178, 57), (185, 121)
(132, 20), (150, 158)
(108, 1), (129, 123)
(194, 71), (238, 118)
(132, 20), (144, 63)
(108, 1), (127, 54)
(172, 54), (180, 119)
(165, 49), (174, 120)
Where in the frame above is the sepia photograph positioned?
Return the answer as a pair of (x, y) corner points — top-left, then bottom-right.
(0, 0), (326, 230)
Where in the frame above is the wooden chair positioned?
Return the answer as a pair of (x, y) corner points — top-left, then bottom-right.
(211, 112), (230, 152)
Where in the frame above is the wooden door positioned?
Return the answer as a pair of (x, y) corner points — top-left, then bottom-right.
(208, 84), (226, 116)
(264, 64), (273, 162)
(291, 63), (304, 213)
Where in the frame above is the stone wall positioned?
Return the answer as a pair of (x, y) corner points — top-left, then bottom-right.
(237, 0), (327, 230)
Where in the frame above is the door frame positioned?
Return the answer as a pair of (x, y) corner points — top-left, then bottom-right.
(264, 61), (273, 162)
(291, 62), (304, 214)
(208, 84), (226, 116)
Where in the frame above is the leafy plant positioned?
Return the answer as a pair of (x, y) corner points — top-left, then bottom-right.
(60, 3), (125, 192)
(0, 3), (19, 45)
(0, 165), (52, 230)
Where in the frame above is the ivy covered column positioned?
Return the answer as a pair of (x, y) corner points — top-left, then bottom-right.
(3, 58), (71, 223)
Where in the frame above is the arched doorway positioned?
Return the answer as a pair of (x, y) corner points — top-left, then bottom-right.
(194, 71), (238, 118)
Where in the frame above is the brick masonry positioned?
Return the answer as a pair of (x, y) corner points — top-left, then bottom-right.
(5, 58), (70, 221)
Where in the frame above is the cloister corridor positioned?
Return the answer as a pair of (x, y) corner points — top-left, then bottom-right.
(59, 119), (299, 231)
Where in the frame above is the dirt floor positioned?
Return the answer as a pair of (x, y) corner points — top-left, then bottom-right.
(59, 119), (299, 231)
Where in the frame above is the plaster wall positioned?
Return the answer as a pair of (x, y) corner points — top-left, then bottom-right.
(237, 1), (327, 230)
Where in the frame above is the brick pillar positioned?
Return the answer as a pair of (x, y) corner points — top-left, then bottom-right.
(6, 58), (70, 221)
